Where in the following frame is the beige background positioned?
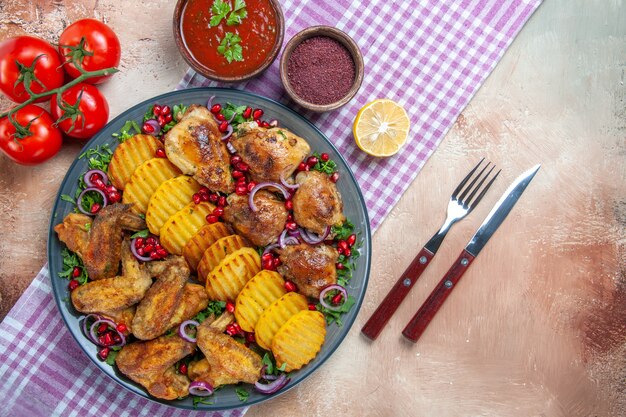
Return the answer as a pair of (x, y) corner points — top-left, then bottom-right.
(1, 0), (625, 416)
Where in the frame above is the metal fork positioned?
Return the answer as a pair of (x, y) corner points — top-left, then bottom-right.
(361, 159), (500, 340)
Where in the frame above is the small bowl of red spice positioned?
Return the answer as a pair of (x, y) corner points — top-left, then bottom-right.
(280, 26), (364, 112)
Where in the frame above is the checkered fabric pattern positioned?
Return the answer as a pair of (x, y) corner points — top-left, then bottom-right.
(0, 1), (541, 416)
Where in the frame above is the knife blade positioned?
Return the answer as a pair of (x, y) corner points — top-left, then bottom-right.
(401, 164), (540, 342)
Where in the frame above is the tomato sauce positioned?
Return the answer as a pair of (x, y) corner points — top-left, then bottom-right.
(181, 0), (278, 77)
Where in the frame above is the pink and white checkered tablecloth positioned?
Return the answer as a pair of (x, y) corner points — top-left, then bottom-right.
(0, 1), (541, 416)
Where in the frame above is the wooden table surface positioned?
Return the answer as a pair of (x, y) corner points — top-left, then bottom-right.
(1, 1), (624, 416)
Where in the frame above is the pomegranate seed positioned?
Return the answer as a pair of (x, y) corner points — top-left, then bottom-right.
(344, 248), (352, 257)
(261, 253), (273, 262)
(156, 248), (168, 258)
(163, 113), (173, 124)
(108, 191), (121, 203)
(285, 200), (293, 210)
(261, 121), (270, 128)
(211, 104), (222, 114)
(206, 214), (219, 223)
(236, 161), (249, 172)
(335, 262), (345, 270)
(331, 293), (343, 305)
(337, 240), (348, 252)
(142, 121), (155, 134)
(330, 172), (339, 183)
(103, 332), (113, 346)
(90, 203), (101, 214)
(255, 119), (261, 126)
(155, 148), (166, 158)
(225, 301), (235, 313)
(287, 214), (293, 222)
(200, 193), (210, 202)
(153, 105), (162, 116)
(68, 279), (80, 291)
(89, 172), (102, 183)
(116, 323), (128, 333)
(146, 237), (157, 245)
(193, 193), (201, 204)
(273, 257), (281, 268)
(213, 207), (224, 217)
(262, 258), (275, 270)
(245, 332), (256, 343)
(321, 153), (330, 162)
(98, 323), (108, 333)
(230, 155), (242, 165)
(137, 247), (145, 256)
(218, 121), (229, 132)
(135, 238), (144, 248)
(207, 193), (217, 204)
(297, 162), (307, 171)
(150, 250), (159, 259)
(243, 107), (252, 119)
(252, 109), (264, 119)
(225, 324), (235, 336)
(232, 170), (244, 179)
(218, 196), (227, 207)
(285, 221), (297, 231)
(307, 156), (319, 167)
(161, 105), (171, 115)
(93, 178), (106, 190)
(104, 185), (116, 194)
(72, 266), (81, 278)
(98, 347), (110, 360)
(284, 280), (297, 292)
(157, 115), (166, 127)
(113, 333), (122, 344)
(247, 182), (257, 192)
(179, 363), (188, 375)
(232, 322), (242, 333)
(308, 303), (317, 311)
(217, 113), (227, 122)
(237, 176), (247, 184)
(143, 244), (154, 253)
(235, 184), (248, 195)
(347, 234), (357, 247)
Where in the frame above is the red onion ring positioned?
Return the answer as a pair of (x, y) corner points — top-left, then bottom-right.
(278, 229), (299, 248)
(189, 381), (214, 396)
(81, 314), (102, 345)
(263, 243), (280, 255)
(255, 373), (289, 394)
(206, 95), (215, 110)
(142, 119), (161, 136)
(221, 124), (233, 141)
(269, 119), (279, 127)
(83, 169), (109, 188)
(178, 320), (200, 343)
(226, 142), (237, 154)
(130, 237), (153, 262)
(280, 173), (300, 191)
(260, 364), (278, 381)
(227, 112), (237, 123)
(319, 284), (348, 312)
(287, 229), (300, 238)
(77, 187), (108, 216)
(248, 182), (290, 212)
(299, 226), (331, 245)
(89, 318), (126, 348)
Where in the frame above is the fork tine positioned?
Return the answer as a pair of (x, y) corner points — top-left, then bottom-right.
(457, 161), (491, 203)
(451, 158), (484, 200)
(463, 164), (495, 205)
(467, 168), (501, 210)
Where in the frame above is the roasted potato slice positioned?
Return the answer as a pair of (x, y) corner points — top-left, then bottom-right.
(122, 158), (181, 214)
(159, 201), (215, 255)
(205, 247), (261, 301)
(182, 223), (232, 271)
(235, 270), (286, 332)
(254, 292), (308, 350)
(272, 310), (326, 372)
(108, 134), (162, 190)
(197, 234), (250, 284)
(145, 175), (201, 235)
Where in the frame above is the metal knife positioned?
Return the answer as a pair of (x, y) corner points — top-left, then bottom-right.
(402, 164), (541, 343)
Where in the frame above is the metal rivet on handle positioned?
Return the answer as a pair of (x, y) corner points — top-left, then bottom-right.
(419, 256), (427, 264)
(461, 258), (469, 266)
(403, 278), (411, 287)
(445, 280), (453, 288)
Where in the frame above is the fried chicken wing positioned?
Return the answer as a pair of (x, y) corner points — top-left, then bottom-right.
(116, 334), (195, 400)
(82, 204), (146, 280)
(222, 191), (288, 247)
(231, 122), (310, 183)
(164, 105), (234, 193)
(277, 243), (339, 298)
(54, 213), (92, 257)
(71, 240), (152, 314)
(167, 283), (210, 330)
(132, 256), (189, 340)
(292, 171), (345, 235)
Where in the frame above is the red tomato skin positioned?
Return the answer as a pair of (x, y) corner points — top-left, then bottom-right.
(59, 19), (121, 84)
(0, 104), (63, 165)
(0, 36), (64, 103)
(50, 83), (109, 140)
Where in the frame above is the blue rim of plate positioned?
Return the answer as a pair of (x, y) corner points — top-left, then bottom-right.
(47, 87), (371, 411)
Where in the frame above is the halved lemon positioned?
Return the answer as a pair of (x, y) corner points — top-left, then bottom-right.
(353, 99), (410, 157)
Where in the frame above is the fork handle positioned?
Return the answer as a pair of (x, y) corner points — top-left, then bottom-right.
(361, 247), (434, 340)
(402, 249), (476, 342)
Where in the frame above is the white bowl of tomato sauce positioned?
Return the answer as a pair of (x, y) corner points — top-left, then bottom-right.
(173, 0), (284, 82)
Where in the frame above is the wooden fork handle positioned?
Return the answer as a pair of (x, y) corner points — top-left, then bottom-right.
(361, 247), (434, 340)
(402, 249), (476, 342)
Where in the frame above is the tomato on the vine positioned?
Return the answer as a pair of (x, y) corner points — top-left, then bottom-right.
(50, 83), (109, 140)
(58, 19), (121, 84)
(0, 104), (63, 165)
(0, 36), (64, 103)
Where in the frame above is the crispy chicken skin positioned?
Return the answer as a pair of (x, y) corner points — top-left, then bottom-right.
(54, 213), (92, 257)
(132, 256), (189, 340)
(166, 283), (210, 330)
(116, 334), (195, 400)
(292, 171), (345, 235)
(71, 240), (152, 314)
(231, 122), (311, 183)
(164, 105), (234, 193)
(82, 204), (146, 280)
(223, 191), (288, 247)
(277, 243), (339, 298)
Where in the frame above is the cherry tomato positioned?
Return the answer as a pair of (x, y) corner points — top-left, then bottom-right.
(50, 83), (109, 140)
(58, 19), (121, 84)
(0, 104), (62, 165)
(0, 36), (64, 103)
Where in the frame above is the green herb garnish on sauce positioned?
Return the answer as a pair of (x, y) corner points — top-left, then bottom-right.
(227, 0), (248, 26)
(217, 32), (244, 63)
(210, 0), (247, 27)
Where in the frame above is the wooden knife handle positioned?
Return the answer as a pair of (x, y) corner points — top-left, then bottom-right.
(402, 249), (476, 343)
(361, 247), (434, 340)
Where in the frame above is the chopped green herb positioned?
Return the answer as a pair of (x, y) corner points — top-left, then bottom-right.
(277, 130), (287, 140)
(162, 103), (188, 134)
(193, 301), (226, 323)
(227, 0), (247, 25)
(312, 152), (338, 175)
(143, 105), (156, 123)
(61, 194), (76, 204)
(235, 387), (249, 402)
(112, 120), (141, 142)
(84, 222), (91, 232)
(131, 229), (150, 239)
(317, 295), (356, 326)
(210, 0), (231, 26)
(192, 396), (214, 407)
(217, 32), (243, 63)
(79, 144), (114, 172)
(59, 248), (89, 285)
(221, 102), (248, 126)
(332, 219), (355, 241)
(105, 347), (121, 366)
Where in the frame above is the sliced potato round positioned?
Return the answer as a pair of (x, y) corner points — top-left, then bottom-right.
(235, 270), (286, 332)
(108, 134), (162, 190)
(254, 292), (308, 350)
(182, 223), (232, 271)
(159, 201), (215, 255)
(122, 158), (181, 214)
(272, 310), (326, 372)
(197, 235), (250, 284)
(205, 247), (261, 301)
(145, 175), (200, 235)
